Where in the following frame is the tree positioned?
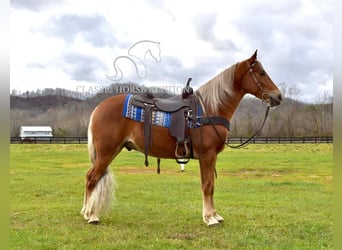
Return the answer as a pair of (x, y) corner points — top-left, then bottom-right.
(311, 91), (333, 136)
(279, 83), (302, 136)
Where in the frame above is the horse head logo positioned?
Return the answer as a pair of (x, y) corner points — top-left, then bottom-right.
(107, 40), (161, 81)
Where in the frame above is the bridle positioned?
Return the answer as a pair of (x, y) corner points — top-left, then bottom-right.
(247, 61), (272, 106)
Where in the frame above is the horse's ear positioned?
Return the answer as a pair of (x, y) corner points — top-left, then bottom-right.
(250, 49), (258, 61)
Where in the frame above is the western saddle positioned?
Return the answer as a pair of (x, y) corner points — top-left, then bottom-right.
(130, 78), (199, 166)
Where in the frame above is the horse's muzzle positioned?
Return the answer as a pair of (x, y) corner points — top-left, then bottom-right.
(263, 92), (282, 107)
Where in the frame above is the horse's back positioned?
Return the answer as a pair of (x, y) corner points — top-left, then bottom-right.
(93, 94), (126, 115)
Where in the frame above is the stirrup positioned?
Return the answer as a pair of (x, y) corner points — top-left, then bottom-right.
(176, 158), (190, 164)
(175, 140), (190, 163)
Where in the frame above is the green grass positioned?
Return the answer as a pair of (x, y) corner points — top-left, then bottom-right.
(10, 144), (333, 249)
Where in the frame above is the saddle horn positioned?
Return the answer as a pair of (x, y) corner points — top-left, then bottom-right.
(182, 77), (193, 99)
(186, 77), (192, 87)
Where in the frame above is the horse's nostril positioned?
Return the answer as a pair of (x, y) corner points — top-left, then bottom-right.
(269, 93), (282, 107)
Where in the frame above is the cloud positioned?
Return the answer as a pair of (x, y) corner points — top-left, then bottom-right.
(141, 54), (234, 90)
(10, 0), (333, 102)
(60, 52), (108, 82)
(11, 0), (63, 11)
(44, 14), (117, 47)
(225, 0), (333, 101)
(193, 13), (237, 52)
(23, 52), (108, 83)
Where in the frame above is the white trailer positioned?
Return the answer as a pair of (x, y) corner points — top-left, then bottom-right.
(20, 126), (53, 140)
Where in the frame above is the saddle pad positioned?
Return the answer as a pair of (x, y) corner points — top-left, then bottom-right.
(122, 94), (203, 128)
(122, 94), (172, 127)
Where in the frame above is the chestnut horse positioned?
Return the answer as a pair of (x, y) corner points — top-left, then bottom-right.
(81, 50), (282, 226)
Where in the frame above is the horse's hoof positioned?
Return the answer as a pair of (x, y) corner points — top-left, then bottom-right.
(204, 216), (220, 227)
(214, 213), (224, 222)
(89, 220), (100, 225)
(88, 219), (100, 225)
(88, 215), (100, 225)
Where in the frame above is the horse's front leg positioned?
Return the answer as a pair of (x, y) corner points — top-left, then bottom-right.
(199, 151), (224, 226)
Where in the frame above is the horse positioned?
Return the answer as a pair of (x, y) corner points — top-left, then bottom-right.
(81, 50), (282, 226)
(107, 40), (161, 80)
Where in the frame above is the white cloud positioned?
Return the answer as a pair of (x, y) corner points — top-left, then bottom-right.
(10, 0), (333, 102)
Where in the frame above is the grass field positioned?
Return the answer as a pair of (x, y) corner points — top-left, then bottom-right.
(10, 144), (333, 249)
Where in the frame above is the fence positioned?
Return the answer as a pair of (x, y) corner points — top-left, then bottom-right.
(10, 136), (333, 144)
(227, 136), (333, 144)
(10, 137), (88, 144)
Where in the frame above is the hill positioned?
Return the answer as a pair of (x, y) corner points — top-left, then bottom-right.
(10, 95), (82, 112)
(10, 84), (333, 137)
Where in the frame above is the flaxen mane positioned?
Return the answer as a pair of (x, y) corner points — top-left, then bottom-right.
(197, 64), (237, 114)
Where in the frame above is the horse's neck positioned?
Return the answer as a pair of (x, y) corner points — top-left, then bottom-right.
(218, 62), (246, 121)
(217, 92), (244, 121)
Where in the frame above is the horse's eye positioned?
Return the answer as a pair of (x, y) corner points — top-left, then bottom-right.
(259, 71), (266, 76)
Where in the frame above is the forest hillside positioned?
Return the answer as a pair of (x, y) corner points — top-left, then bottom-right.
(10, 83), (333, 137)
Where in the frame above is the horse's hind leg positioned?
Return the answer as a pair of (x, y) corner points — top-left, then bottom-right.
(81, 149), (118, 224)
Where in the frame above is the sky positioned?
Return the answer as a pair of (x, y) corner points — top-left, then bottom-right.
(10, 0), (333, 103)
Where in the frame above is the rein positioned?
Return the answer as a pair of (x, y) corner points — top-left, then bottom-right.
(198, 90), (270, 149)
(225, 105), (269, 148)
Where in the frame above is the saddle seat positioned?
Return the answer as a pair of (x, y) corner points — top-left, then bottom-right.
(131, 91), (193, 112)
(154, 95), (192, 112)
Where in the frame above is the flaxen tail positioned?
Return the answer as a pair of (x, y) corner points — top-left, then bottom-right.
(83, 107), (116, 219)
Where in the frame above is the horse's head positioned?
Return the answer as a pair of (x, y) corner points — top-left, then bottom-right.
(235, 50), (282, 107)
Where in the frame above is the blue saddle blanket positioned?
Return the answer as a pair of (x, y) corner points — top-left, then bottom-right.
(122, 94), (202, 128)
